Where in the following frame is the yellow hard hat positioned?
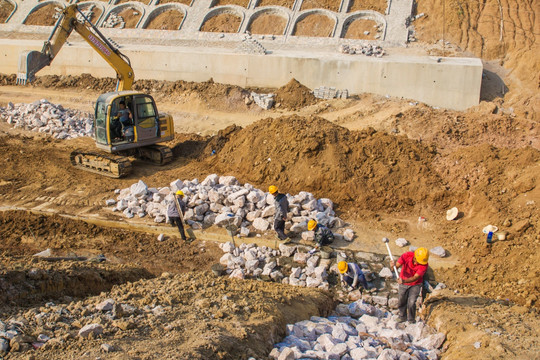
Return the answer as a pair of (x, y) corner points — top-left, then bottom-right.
(268, 185), (278, 194)
(414, 247), (429, 265)
(338, 261), (348, 274)
(307, 220), (317, 231)
(176, 190), (184, 196)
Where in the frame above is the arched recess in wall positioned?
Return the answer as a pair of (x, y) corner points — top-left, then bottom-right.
(0, 0), (17, 23)
(255, 0), (294, 9)
(114, 0), (152, 6)
(341, 11), (386, 40)
(102, 2), (145, 29)
(347, 0), (387, 13)
(292, 9), (336, 38)
(143, 4), (187, 30)
(200, 6), (244, 33)
(76, 1), (105, 25)
(210, 0), (249, 8)
(246, 7), (289, 35)
(23, 1), (66, 26)
(155, 0), (192, 7)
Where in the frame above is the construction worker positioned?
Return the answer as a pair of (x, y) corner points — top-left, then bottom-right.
(167, 190), (187, 241)
(308, 220), (334, 248)
(338, 261), (368, 291)
(269, 185), (289, 242)
(390, 247), (429, 323)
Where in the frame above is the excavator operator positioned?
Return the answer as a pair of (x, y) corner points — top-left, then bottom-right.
(113, 100), (134, 142)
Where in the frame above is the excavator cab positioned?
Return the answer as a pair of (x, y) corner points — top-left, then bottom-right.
(94, 90), (174, 152)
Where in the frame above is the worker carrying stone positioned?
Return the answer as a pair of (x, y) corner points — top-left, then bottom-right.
(269, 185), (290, 242)
(308, 220), (334, 248)
(390, 247), (429, 324)
(338, 261), (369, 291)
(167, 190), (187, 241)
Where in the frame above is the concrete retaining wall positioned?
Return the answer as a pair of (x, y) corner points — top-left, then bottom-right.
(0, 39), (482, 110)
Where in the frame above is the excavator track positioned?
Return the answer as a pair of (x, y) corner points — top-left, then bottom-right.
(136, 145), (173, 165)
(70, 150), (132, 178)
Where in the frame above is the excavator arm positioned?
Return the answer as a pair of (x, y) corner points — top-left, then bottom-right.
(17, 4), (134, 91)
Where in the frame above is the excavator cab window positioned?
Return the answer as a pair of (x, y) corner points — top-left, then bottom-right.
(95, 100), (108, 145)
(134, 96), (157, 128)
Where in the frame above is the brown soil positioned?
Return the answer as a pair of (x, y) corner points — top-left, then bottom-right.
(347, 0), (387, 13)
(300, 0), (340, 12)
(79, 4), (102, 24)
(0, 210), (223, 276)
(0, 0), (14, 23)
(200, 12), (241, 33)
(213, 0), (249, 7)
(157, 0), (192, 5)
(145, 9), (184, 30)
(256, 0), (295, 8)
(414, 0), (539, 111)
(4, 270), (334, 359)
(293, 13), (334, 37)
(0, 256), (153, 309)
(248, 13), (287, 35)
(274, 78), (318, 110)
(116, 0), (151, 4)
(423, 290), (540, 360)
(23, 3), (58, 26)
(114, 7), (142, 29)
(343, 18), (378, 39)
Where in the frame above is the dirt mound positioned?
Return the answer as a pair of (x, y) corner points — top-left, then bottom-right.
(4, 271), (334, 359)
(423, 290), (540, 359)
(0, 257), (152, 310)
(274, 79), (318, 110)
(209, 115), (446, 212)
(0, 210), (223, 276)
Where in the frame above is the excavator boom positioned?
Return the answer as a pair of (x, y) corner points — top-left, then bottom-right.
(16, 4), (134, 90)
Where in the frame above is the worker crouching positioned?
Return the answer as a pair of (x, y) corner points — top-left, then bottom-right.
(308, 220), (334, 248)
(338, 261), (368, 292)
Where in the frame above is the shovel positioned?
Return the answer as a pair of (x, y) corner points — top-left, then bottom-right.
(175, 196), (196, 241)
(382, 237), (399, 278)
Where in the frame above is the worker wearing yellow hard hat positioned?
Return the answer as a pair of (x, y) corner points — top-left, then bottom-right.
(338, 260), (368, 291)
(390, 247), (429, 324)
(308, 220), (334, 248)
(167, 190), (187, 241)
(269, 185), (290, 243)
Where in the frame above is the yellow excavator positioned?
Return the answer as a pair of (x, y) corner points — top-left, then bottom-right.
(17, 4), (174, 178)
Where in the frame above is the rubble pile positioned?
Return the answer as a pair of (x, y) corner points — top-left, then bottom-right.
(107, 175), (354, 240)
(250, 92), (275, 109)
(102, 12), (126, 28)
(339, 43), (385, 57)
(75, 5), (96, 23)
(270, 300), (446, 360)
(0, 100), (93, 139)
(218, 242), (331, 290)
(313, 86), (349, 100)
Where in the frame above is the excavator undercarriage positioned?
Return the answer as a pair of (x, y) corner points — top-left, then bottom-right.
(70, 145), (173, 178)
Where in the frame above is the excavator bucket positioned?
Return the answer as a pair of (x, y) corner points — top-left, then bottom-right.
(17, 50), (51, 85)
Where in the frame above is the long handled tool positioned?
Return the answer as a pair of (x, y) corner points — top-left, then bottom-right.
(175, 196), (196, 241)
(382, 237), (399, 278)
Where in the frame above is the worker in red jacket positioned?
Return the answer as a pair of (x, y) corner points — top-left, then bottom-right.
(390, 248), (429, 323)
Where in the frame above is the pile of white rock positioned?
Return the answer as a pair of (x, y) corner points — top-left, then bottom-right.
(102, 12), (126, 28)
(250, 92), (275, 110)
(219, 242), (330, 290)
(107, 175), (354, 240)
(0, 100), (93, 139)
(339, 43), (385, 57)
(270, 300), (445, 360)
